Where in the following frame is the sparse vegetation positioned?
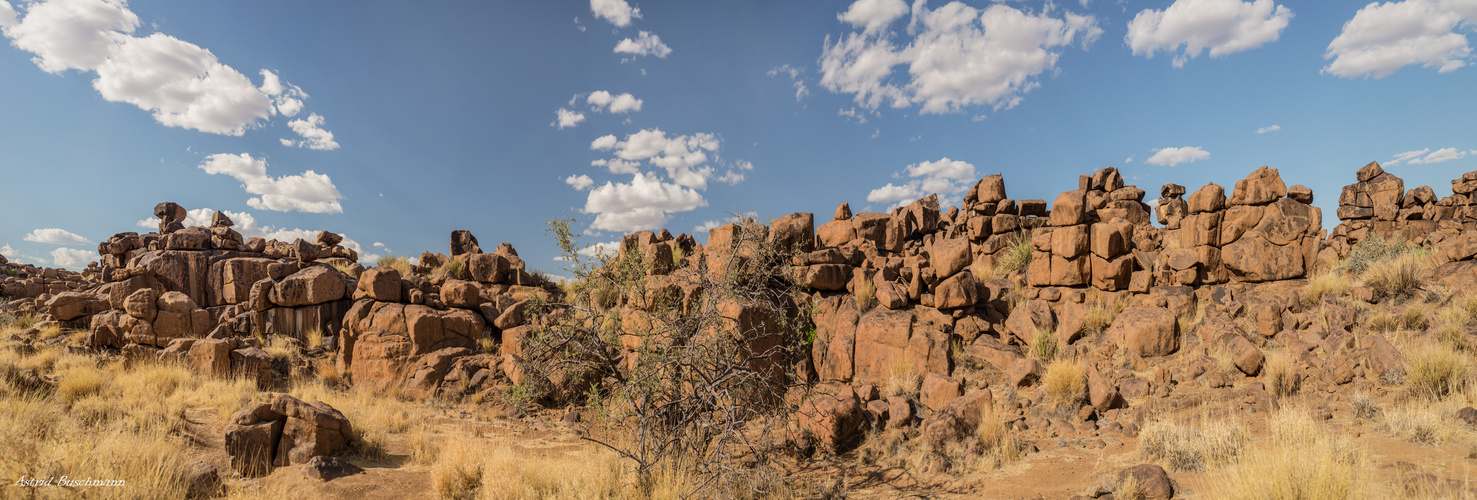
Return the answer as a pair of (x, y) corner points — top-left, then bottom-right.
(1303, 265), (1352, 306)
(1207, 406), (1366, 500)
(1138, 417), (1249, 473)
(441, 257), (467, 280)
(1042, 359), (1085, 407)
(1081, 295), (1126, 336)
(377, 254), (414, 277)
(1364, 251), (1426, 301)
(1406, 344), (1469, 400)
(1030, 327), (1059, 363)
(994, 230), (1035, 279)
(1263, 351), (1300, 398)
(886, 357), (920, 397)
(854, 275), (878, 313)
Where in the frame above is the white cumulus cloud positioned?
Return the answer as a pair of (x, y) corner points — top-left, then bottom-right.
(586, 90), (643, 113)
(23, 228), (91, 245)
(584, 172), (707, 232)
(0, 0), (327, 137)
(555, 108), (586, 129)
(1324, 0), (1477, 79)
(590, 134), (619, 150)
(50, 247), (94, 268)
(820, 1), (1101, 115)
(1126, 0), (1294, 68)
(566, 174), (594, 190)
(614, 30), (672, 58)
(1146, 146), (1211, 166)
(590, 0), (640, 27)
(198, 153), (344, 213)
(284, 113), (339, 150)
(866, 157), (977, 208)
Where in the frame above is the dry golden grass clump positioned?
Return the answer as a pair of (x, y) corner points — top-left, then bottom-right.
(885, 358), (920, 397)
(1405, 344), (1470, 400)
(853, 275), (878, 313)
(1262, 351), (1300, 398)
(1081, 296), (1126, 336)
(1030, 327), (1059, 362)
(1302, 265), (1351, 306)
(1137, 417), (1249, 473)
(1042, 359), (1085, 407)
(1206, 406), (1368, 499)
(377, 254), (415, 277)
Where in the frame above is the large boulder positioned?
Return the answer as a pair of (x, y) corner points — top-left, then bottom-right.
(930, 237), (971, 279)
(797, 389), (864, 453)
(1230, 166), (1287, 206)
(769, 212), (815, 254)
(271, 266), (347, 307)
(271, 394), (353, 467)
(356, 267), (401, 302)
(852, 309), (914, 386)
(45, 291), (105, 321)
(449, 230), (481, 256)
(919, 389), (994, 445)
(1107, 307), (1179, 357)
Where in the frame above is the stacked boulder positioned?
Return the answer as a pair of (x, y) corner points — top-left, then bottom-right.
(1027, 167), (1153, 291)
(336, 231), (546, 399)
(1156, 166), (1322, 284)
(1, 262), (103, 328)
(1325, 162), (1477, 264)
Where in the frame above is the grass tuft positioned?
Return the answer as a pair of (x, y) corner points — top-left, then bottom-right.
(1042, 359), (1085, 408)
(1138, 417), (1249, 473)
(1263, 351), (1299, 398)
(885, 358), (920, 398)
(1030, 327), (1059, 363)
(1406, 344), (1469, 400)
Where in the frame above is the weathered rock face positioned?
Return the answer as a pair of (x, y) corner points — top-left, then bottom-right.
(1108, 306), (1178, 357)
(270, 266), (348, 308)
(225, 394), (351, 476)
(337, 300), (487, 390)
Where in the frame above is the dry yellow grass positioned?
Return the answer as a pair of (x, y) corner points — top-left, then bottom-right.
(1030, 327), (1059, 362)
(1362, 252), (1428, 301)
(1206, 406), (1368, 500)
(1137, 416), (1249, 473)
(1263, 351), (1300, 398)
(1406, 344), (1470, 400)
(885, 357), (920, 397)
(1303, 265), (1351, 306)
(854, 276), (877, 313)
(1042, 359), (1085, 407)
(431, 438), (639, 500)
(0, 343), (258, 500)
(1082, 296), (1126, 336)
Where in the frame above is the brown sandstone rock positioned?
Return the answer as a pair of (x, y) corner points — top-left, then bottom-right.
(1050, 190), (1087, 226)
(933, 271), (979, 309)
(769, 212), (815, 254)
(930, 237), (971, 279)
(439, 279), (483, 308)
(797, 389), (863, 452)
(450, 230), (481, 256)
(1118, 464), (1174, 500)
(920, 373), (962, 411)
(1187, 183), (1225, 213)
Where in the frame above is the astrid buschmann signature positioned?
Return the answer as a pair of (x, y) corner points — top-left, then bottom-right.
(13, 476), (126, 487)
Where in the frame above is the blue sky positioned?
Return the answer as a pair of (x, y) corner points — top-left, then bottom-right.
(2, 0), (1475, 275)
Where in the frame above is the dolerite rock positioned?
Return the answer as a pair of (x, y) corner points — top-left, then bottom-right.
(270, 266), (347, 307)
(971, 174), (1007, 205)
(357, 267), (402, 302)
(933, 272), (978, 309)
(302, 456), (363, 481)
(212, 210), (234, 228)
(797, 388), (864, 453)
(1187, 183), (1225, 214)
(1050, 190), (1087, 226)
(930, 237), (971, 279)
(1357, 160), (1384, 182)
(271, 394), (353, 467)
(1119, 464), (1174, 500)
(440, 279), (483, 308)
(1107, 307), (1179, 357)
(450, 230), (481, 256)
(184, 461), (222, 498)
(225, 395), (353, 476)
(919, 389), (993, 445)
(834, 202), (852, 220)
(769, 212), (815, 254)
(1230, 165), (1287, 206)
(44, 291), (105, 321)
(316, 231), (343, 246)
